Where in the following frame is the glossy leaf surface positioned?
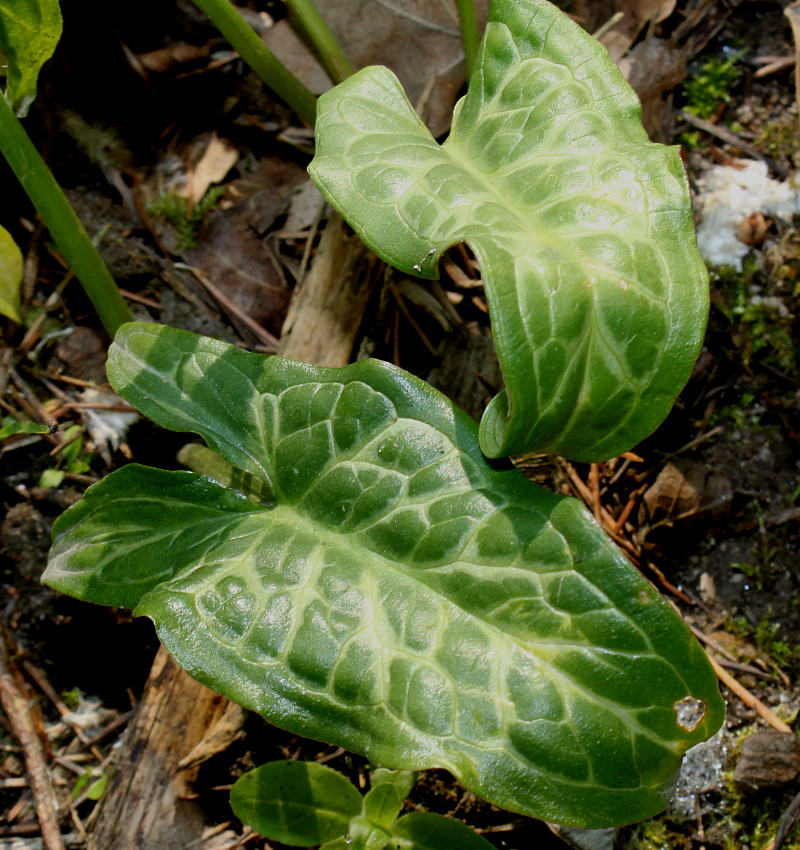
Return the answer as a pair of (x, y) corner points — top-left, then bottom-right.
(230, 760), (361, 846)
(44, 323), (724, 827)
(309, 0), (709, 461)
(0, 0), (62, 115)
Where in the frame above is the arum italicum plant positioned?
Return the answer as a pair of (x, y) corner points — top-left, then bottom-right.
(43, 0), (724, 832)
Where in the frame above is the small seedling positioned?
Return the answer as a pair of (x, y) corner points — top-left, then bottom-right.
(39, 424), (91, 488)
(230, 762), (494, 849)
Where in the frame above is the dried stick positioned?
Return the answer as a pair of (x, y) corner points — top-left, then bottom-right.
(0, 643), (66, 850)
(707, 656), (792, 733)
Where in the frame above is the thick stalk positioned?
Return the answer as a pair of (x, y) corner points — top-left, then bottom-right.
(177, 443), (273, 504)
(285, 0), (355, 84)
(190, 0), (317, 126)
(0, 95), (132, 337)
(455, 0), (480, 80)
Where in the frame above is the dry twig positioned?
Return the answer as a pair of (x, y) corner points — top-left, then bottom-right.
(707, 656), (792, 733)
(0, 638), (66, 850)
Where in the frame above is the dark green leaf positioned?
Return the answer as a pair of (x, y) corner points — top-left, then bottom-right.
(45, 323), (725, 827)
(229, 760), (361, 846)
(46, 465), (262, 609)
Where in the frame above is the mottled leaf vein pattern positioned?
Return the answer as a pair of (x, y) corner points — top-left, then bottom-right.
(309, 0), (709, 462)
(45, 325), (724, 827)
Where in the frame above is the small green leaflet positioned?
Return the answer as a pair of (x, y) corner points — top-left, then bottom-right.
(0, 418), (48, 439)
(44, 323), (724, 827)
(309, 0), (709, 462)
(0, 224), (22, 322)
(0, 0), (63, 115)
(231, 761), (495, 849)
(230, 761), (362, 846)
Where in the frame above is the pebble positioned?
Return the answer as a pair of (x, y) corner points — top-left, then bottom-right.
(734, 730), (800, 793)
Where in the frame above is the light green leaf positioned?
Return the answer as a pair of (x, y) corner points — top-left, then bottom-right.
(389, 812), (494, 849)
(86, 771), (107, 801)
(0, 0), (63, 115)
(229, 760), (361, 846)
(177, 442), (273, 503)
(44, 323), (724, 827)
(39, 467), (64, 488)
(348, 815), (392, 850)
(0, 419), (48, 439)
(371, 769), (416, 802)
(363, 783), (404, 830)
(308, 0), (709, 462)
(0, 224), (23, 322)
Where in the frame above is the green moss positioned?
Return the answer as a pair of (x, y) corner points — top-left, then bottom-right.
(146, 185), (225, 251)
(718, 774), (800, 850)
(679, 50), (744, 147)
(625, 818), (692, 849)
(724, 612), (800, 679)
(683, 52), (743, 120)
(756, 115), (800, 168)
(710, 262), (797, 373)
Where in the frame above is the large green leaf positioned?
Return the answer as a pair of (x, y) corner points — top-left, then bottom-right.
(44, 323), (724, 827)
(0, 0), (62, 115)
(308, 0), (709, 462)
(230, 760), (361, 846)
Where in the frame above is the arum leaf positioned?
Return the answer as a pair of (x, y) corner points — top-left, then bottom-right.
(0, 0), (63, 116)
(44, 323), (724, 827)
(308, 0), (709, 462)
(230, 760), (361, 845)
(0, 225), (23, 322)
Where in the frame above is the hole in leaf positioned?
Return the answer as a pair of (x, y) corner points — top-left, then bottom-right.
(674, 696), (707, 731)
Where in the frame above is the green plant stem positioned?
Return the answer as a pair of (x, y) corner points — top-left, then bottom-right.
(0, 94), (132, 337)
(455, 0), (479, 80)
(190, 0), (317, 126)
(177, 443), (273, 503)
(285, 0), (356, 84)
